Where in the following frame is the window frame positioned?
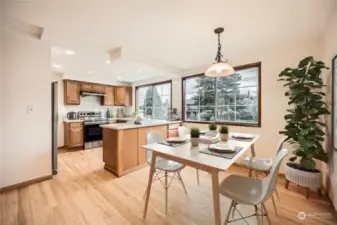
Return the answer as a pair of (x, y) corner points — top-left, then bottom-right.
(135, 80), (173, 119)
(182, 62), (262, 127)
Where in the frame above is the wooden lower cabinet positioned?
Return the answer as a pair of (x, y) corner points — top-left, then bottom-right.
(103, 125), (169, 177)
(64, 122), (84, 149)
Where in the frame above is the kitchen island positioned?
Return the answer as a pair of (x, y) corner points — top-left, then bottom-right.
(101, 120), (181, 177)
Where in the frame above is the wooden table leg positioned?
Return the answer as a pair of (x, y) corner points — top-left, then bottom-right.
(250, 143), (256, 157)
(143, 151), (156, 219)
(211, 169), (221, 225)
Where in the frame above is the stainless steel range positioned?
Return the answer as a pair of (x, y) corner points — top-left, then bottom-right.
(78, 111), (109, 149)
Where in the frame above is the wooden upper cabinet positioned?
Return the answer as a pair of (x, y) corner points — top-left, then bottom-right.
(102, 86), (115, 106)
(115, 86), (133, 106)
(125, 87), (133, 106)
(64, 80), (80, 105)
(92, 84), (105, 93)
(80, 82), (92, 92)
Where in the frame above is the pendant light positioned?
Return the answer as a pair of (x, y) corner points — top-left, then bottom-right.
(205, 27), (235, 77)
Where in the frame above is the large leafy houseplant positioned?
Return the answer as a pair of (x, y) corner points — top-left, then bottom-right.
(278, 57), (329, 171)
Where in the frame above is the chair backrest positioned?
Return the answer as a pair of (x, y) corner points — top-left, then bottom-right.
(145, 130), (164, 165)
(178, 126), (189, 137)
(260, 149), (288, 203)
(276, 136), (288, 153)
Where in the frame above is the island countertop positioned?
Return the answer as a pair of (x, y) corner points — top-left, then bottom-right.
(100, 120), (182, 130)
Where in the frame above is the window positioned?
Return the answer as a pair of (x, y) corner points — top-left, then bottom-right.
(136, 81), (172, 120)
(183, 62), (261, 127)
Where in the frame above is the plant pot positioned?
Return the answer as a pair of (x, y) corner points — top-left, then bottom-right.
(191, 138), (200, 147)
(206, 130), (218, 137)
(220, 133), (228, 142)
(284, 162), (322, 189)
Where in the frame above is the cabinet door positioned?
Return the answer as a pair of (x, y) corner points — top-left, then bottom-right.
(92, 84), (105, 93)
(168, 128), (178, 138)
(64, 80), (80, 105)
(115, 87), (126, 106)
(69, 123), (84, 147)
(153, 125), (168, 139)
(102, 86), (114, 106)
(80, 82), (92, 92)
(137, 127), (153, 165)
(125, 87), (133, 106)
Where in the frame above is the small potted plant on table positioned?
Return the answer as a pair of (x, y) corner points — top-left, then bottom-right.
(207, 123), (218, 137)
(278, 56), (329, 199)
(190, 128), (200, 147)
(219, 126), (229, 142)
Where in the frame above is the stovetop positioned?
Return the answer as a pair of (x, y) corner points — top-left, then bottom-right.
(78, 111), (109, 125)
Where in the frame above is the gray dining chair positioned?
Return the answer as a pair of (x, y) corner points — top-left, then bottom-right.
(220, 149), (288, 225)
(144, 130), (187, 214)
(240, 136), (287, 215)
(178, 126), (200, 185)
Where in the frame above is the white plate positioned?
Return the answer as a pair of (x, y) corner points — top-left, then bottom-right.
(167, 137), (187, 143)
(209, 144), (235, 153)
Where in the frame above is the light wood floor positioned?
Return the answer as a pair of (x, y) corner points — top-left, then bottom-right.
(0, 148), (336, 225)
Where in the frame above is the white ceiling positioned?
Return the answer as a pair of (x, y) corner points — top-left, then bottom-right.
(3, 0), (336, 84)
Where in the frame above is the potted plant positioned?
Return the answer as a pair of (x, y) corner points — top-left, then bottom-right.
(190, 128), (200, 147)
(207, 123), (218, 137)
(278, 56), (329, 198)
(219, 126), (229, 142)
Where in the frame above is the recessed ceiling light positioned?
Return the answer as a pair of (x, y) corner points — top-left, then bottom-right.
(65, 49), (76, 55)
(87, 70), (93, 74)
(106, 60), (111, 64)
(52, 64), (62, 69)
(117, 76), (122, 80)
(138, 70), (142, 73)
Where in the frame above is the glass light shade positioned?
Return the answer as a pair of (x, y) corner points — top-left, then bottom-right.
(205, 62), (235, 77)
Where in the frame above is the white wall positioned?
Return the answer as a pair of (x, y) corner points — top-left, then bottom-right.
(1, 30), (52, 188)
(322, 8), (337, 210)
(133, 38), (323, 173)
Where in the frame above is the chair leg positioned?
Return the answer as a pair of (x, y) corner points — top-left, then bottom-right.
(177, 172), (188, 195)
(231, 202), (237, 218)
(224, 200), (234, 225)
(165, 171), (168, 214)
(262, 203), (271, 225)
(275, 187), (280, 201)
(271, 195), (278, 216)
(248, 169), (253, 177)
(196, 169), (200, 186)
(254, 205), (261, 225)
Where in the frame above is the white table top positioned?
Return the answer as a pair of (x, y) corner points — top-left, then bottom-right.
(101, 120), (181, 130)
(142, 133), (259, 172)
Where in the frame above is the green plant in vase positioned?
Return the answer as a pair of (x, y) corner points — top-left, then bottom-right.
(207, 123), (218, 137)
(278, 56), (329, 198)
(190, 128), (200, 147)
(219, 126), (229, 142)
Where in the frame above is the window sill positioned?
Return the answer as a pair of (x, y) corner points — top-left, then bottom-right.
(182, 120), (261, 128)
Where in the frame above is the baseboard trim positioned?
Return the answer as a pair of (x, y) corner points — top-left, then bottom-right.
(0, 175), (53, 193)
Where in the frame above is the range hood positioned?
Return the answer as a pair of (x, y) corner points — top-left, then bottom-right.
(80, 92), (107, 97)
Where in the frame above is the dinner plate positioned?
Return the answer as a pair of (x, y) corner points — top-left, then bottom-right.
(166, 137), (188, 143)
(231, 134), (254, 140)
(209, 143), (235, 153)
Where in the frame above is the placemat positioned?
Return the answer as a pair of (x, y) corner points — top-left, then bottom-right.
(200, 146), (244, 159)
(159, 140), (190, 147)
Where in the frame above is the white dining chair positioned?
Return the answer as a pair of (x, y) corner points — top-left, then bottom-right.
(240, 136), (287, 215)
(220, 149), (288, 225)
(144, 130), (187, 214)
(178, 126), (200, 185)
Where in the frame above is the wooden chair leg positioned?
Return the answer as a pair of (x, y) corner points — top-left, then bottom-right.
(177, 172), (188, 195)
(196, 169), (200, 186)
(224, 200), (234, 225)
(271, 195), (278, 216)
(285, 179), (290, 189)
(317, 188), (322, 197)
(262, 203), (271, 225)
(165, 171), (168, 214)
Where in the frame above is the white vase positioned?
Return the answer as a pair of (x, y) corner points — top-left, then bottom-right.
(284, 162), (322, 189)
(220, 133), (228, 142)
(191, 137), (200, 147)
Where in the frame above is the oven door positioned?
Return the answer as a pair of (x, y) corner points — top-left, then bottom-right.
(84, 124), (103, 142)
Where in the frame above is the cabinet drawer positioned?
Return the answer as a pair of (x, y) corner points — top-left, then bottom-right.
(70, 122), (83, 128)
(168, 128), (178, 138)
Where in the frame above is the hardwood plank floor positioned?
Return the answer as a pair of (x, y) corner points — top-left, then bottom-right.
(0, 148), (336, 225)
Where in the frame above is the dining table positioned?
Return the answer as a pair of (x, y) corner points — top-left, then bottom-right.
(141, 132), (259, 225)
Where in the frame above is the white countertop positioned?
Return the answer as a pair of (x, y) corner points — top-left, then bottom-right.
(63, 119), (84, 123)
(108, 117), (133, 121)
(101, 120), (181, 130)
